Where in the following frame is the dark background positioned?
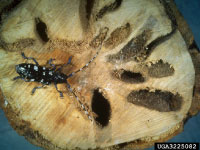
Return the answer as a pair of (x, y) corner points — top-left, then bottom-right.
(0, 0), (200, 149)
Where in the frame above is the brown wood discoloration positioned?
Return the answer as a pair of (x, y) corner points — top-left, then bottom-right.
(104, 23), (131, 49)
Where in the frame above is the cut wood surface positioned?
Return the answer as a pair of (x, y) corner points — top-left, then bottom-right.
(0, 0), (199, 150)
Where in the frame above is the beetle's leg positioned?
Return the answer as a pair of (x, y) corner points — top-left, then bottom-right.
(13, 76), (32, 82)
(21, 52), (39, 65)
(31, 85), (45, 95)
(54, 83), (63, 98)
(47, 58), (56, 70)
(56, 56), (72, 72)
(13, 76), (22, 80)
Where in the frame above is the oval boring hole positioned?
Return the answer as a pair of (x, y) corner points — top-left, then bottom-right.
(113, 69), (145, 83)
(92, 89), (111, 127)
(0, 0), (23, 23)
(35, 17), (49, 42)
(121, 70), (145, 83)
(86, 0), (94, 20)
(96, 0), (122, 20)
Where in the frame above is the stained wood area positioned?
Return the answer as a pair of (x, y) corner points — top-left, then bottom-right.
(0, 0), (199, 149)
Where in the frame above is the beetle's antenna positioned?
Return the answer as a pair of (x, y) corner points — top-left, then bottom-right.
(66, 81), (93, 121)
(67, 45), (102, 78)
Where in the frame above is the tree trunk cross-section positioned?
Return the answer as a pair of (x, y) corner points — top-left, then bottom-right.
(0, 0), (199, 150)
